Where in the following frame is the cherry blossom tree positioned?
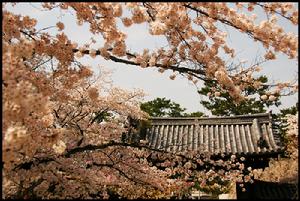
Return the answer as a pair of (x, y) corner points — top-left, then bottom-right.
(46, 2), (297, 100)
(2, 2), (298, 199)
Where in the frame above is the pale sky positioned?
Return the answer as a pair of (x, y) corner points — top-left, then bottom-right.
(5, 3), (298, 114)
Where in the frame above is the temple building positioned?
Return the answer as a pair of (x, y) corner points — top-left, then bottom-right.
(138, 113), (295, 199)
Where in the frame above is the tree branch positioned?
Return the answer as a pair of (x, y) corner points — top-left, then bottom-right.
(72, 49), (206, 80)
(183, 4), (263, 42)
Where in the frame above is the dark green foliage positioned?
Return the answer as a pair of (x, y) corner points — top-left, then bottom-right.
(141, 97), (204, 117)
(183, 111), (205, 117)
(91, 110), (112, 124)
(198, 76), (281, 116)
(278, 102), (298, 116)
(140, 97), (186, 117)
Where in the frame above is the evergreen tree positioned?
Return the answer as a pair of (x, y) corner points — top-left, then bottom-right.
(141, 97), (204, 117)
(198, 76), (281, 116)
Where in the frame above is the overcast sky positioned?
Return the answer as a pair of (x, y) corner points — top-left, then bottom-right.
(5, 3), (298, 114)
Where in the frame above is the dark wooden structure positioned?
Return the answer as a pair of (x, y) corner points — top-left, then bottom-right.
(141, 113), (295, 199)
(237, 179), (298, 199)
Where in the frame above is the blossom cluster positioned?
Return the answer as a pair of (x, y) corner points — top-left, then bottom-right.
(38, 2), (298, 102)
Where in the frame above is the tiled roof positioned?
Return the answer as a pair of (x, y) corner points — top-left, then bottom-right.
(145, 113), (284, 156)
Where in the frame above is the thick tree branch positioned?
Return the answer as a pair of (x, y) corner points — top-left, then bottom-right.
(72, 48), (206, 80)
(255, 3), (296, 23)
